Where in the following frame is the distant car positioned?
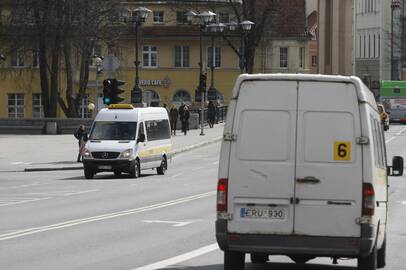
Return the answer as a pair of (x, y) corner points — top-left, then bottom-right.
(377, 103), (390, 131)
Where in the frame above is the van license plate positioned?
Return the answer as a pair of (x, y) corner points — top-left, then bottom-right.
(98, 165), (112, 170)
(240, 207), (286, 220)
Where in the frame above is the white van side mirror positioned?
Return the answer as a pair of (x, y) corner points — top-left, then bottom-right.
(137, 133), (145, 144)
(388, 156), (404, 176)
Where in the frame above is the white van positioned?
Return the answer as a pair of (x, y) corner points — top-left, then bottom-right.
(216, 74), (404, 270)
(83, 104), (171, 179)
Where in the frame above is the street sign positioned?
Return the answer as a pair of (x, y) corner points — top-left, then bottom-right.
(102, 54), (120, 72)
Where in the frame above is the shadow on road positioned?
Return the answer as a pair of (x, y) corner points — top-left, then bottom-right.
(57, 172), (158, 181)
(164, 262), (356, 270)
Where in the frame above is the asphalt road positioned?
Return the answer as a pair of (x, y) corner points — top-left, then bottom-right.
(1, 125), (406, 270)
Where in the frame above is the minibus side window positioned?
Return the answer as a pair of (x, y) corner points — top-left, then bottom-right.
(146, 119), (170, 141)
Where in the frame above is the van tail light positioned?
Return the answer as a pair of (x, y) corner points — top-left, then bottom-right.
(217, 178), (228, 213)
(362, 183), (375, 216)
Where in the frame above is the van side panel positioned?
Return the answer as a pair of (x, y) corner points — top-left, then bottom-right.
(227, 81), (298, 235)
(294, 82), (362, 237)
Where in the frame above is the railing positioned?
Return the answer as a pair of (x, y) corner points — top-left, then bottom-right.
(191, 105), (228, 125)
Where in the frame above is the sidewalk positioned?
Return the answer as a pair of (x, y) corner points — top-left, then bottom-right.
(0, 124), (224, 172)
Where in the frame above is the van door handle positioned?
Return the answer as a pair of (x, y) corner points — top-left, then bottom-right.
(296, 176), (320, 184)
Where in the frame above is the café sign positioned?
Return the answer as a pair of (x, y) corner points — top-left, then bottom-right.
(140, 76), (171, 88)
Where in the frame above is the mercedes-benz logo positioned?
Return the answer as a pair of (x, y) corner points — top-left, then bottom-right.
(102, 152), (109, 159)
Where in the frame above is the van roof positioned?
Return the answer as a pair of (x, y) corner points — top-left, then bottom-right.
(233, 74), (377, 109)
(95, 107), (168, 122)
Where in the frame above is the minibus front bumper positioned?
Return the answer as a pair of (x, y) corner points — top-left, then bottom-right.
(83, 159), (135, 172)
(216, 220), (375, 257)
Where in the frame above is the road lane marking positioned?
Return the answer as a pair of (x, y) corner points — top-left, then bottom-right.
(132, 243), (219, 270)
(399, 201), (406, 205)
(0, 191), (215, 241)
(386, 127), (406, 143)
(170, 173), (183, 179)
(143, 220), (198, 227)
(0, 182), (51, 190)
(63, 189), (98, 196)
(0, 197), (51, 207)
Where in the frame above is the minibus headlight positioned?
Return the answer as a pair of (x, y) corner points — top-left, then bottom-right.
(83, 149), (92, 158)
(120, 149), (133, 159)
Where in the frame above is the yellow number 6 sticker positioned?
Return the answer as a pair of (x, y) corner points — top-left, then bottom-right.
(334, 141), (351, 161)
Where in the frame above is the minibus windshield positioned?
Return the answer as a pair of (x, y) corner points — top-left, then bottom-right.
(90, 121), (137, 141)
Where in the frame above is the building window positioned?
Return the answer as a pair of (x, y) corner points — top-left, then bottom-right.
(207, 47), (221, 68)
(153, 11), (164, 24)
(219, 13), (230, 23)
(363, 35), (366, 58)
(368, 35), (371, 58)
(358, 35), (361, 58)
(32, 49), (39, 68)
(32, 93), (44, 118)
(143, 45), (158, 68)
(299, 47), (305, 68)
(176, 11), (187, 24)
(143, 90), (160, 107)
(312, 55), (318, 66)
(11, 48), (25, 67)
(280, 47), (288, 68)
(79, 94), (92, 119)
(173, 90), (192, 104)
(175, 45), (190, 68)
(8, 94), (25, 118)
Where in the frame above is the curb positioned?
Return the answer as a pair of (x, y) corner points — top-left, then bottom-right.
(23, 136), (223, 172)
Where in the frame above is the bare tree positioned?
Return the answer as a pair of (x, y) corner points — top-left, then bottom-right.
(1, 0), (120, 117)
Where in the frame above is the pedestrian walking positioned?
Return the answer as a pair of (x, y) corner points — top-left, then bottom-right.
(208, 101), (216, 128)
(169, 105), (179, 135)
(181, 106), (190, 135)
(74, 125), (87, 162)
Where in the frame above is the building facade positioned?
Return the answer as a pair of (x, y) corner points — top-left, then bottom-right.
(0, 0), (309, 119)
(318, 0), (354, 76)
(354, 0), (393, 97)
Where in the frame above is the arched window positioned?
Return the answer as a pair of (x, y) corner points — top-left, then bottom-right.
(172, 90), (192, 105)
(143, 90), (160, 107)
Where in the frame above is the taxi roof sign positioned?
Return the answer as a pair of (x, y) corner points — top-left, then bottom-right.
(108, 104), (134, 109)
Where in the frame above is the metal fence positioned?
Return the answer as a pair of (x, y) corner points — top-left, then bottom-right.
(191, 105), (228, 125)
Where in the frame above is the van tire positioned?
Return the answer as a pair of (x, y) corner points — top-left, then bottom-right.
(129, 160), (140, 178)
(224, 251), (244, 270)
(377, 238), (386, 268)
(84, 168), (94, 179)
(358, 245), (377, 270)
(290, 255), (312, 264)
(250, 253), (268, 264)
(157, 156), (167, 175)
(114, 170), (121, 176)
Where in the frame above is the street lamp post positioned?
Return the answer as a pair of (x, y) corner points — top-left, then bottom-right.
(126, 7), (152, 106)
(239, 20), (255, 74)
(207, 23), (226, 99)
(93, 57), (103, 113)
(186, 10), (216, 136)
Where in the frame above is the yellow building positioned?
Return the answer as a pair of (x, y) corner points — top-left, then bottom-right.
(0, 0), (310, 119)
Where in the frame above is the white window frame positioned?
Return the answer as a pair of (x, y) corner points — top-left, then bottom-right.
(279, 47), (288, 69)
(32, 93), (44, 118)
(153, 11), (164, 24)
(11, 48), (25, 67)
(175, 45), (190, 68)
(8, 93), (25, 118)
(207, 47), (221, 68)
(143, 45), (158, 68)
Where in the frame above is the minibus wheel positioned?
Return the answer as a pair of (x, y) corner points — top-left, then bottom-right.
(157, 156), (167, 175)
(224, 251), (244, 270)
(250, 253), (268, 264)
(130, 160), (140, 178)
(84, 168), (94, 179)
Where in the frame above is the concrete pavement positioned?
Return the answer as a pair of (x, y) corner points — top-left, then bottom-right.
(0, 124), (224, 172)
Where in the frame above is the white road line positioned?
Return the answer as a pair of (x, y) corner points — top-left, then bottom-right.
(132, 243), (219, 270)
(386, 137), (397, 143)
(0, 182), (51, 190)
(212, 161), (219, 165)
(399, 201), (406, 205)
(385, 127), (406, 143)
(0, 191), (215, 241)
(191, 166), (206, 172)
(63, 189), (98, 196)
(0, 197), (51, 207)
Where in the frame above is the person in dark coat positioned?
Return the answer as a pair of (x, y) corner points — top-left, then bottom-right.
(207, 101), (217, 128)
(181, 106), (190, 135)
(178, 102), (185, 121)
(169, 105), (179, 135)
(74, 125), (86, 162)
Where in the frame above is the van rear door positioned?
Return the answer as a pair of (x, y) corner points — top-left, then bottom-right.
(294, 81), (362, 237)
(227, 81), (298, 234)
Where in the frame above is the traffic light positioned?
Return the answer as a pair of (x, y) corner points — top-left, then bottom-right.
(111, 79), (125, 104)
(103, 79), (113, 105)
